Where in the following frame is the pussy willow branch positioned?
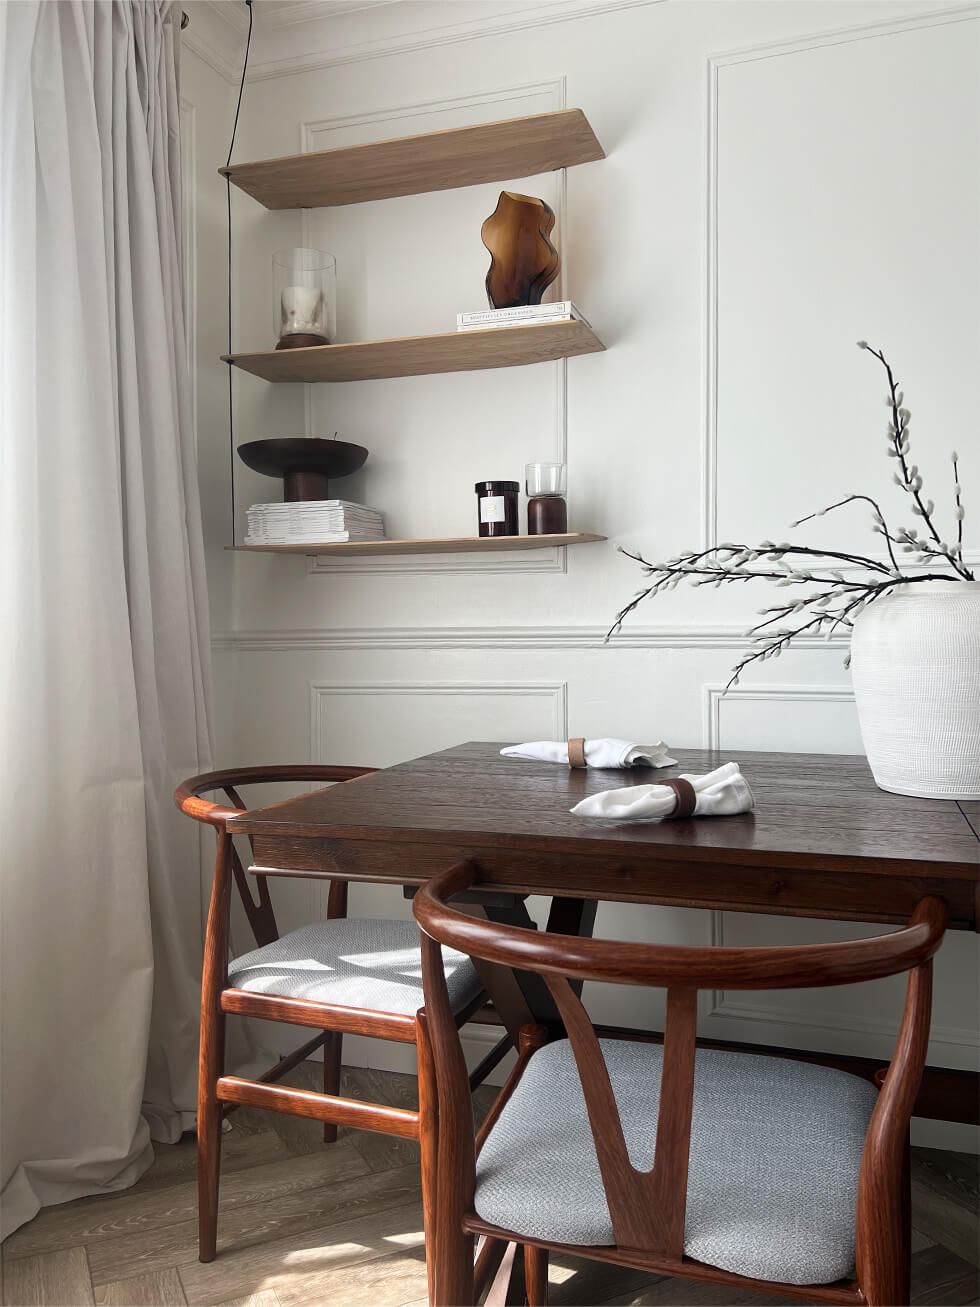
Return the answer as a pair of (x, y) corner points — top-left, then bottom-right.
(792, 493), (901, 574)
(619, 542), (891, 579)
(724, 589), (875, 689)
(610, 344), (973, 685)
(609, 547), (952, 686)
(860, 344), (973, 580)
(953, 452), (965, 560)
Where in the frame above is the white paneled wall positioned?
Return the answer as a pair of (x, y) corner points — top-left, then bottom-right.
(184, 0), (979, 1148)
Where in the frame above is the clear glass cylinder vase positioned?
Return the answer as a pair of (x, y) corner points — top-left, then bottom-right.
(525, 462), (568, 534)
(273, 248), (336, 348)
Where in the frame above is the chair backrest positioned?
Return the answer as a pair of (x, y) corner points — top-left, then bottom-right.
(414, 860), (945, 1269)
(174, 765), (376, 947)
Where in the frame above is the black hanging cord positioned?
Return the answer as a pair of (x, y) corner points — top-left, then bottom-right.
(226, 0), (254, 546)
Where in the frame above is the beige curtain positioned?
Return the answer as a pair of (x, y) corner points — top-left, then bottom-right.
(0, 0), (213, 1238)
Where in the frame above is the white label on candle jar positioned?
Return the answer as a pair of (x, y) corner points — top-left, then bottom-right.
(480, 496), (506, 524)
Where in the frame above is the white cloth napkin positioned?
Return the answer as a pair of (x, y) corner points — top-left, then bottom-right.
(500, 738), (677, 769)
(570, 762), (754, 821)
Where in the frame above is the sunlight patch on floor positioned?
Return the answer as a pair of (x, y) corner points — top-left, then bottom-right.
(548, 1263), (579, 1284)
(383, 1229), (426, 1246)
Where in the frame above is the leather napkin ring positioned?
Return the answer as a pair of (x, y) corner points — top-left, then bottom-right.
(657, 777), (697, 819)
(567, 737), (587, 768)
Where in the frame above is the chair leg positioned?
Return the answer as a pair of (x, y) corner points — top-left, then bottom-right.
(322, 1031), (343, 1143)
(417, 1012), (439, 1306)
(524, 1245), (548, 1306)
(858, 1132), (913, 1306)
(197, 1012), (224, 1263)
(898, 1132), (912, 1304)
(198, 831), (232, 1264)
(441, 1231), (475, 1307)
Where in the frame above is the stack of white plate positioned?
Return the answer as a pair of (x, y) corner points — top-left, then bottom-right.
(245, 500), (385, 546)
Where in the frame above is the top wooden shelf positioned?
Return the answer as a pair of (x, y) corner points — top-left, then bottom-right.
(221, 109), (605, 210)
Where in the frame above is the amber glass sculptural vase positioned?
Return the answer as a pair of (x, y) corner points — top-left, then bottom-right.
(480, 190), (560, 309)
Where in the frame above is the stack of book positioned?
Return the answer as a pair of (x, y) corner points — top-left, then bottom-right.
(245, 500), (385, 546)
(456, 301), (590, 332)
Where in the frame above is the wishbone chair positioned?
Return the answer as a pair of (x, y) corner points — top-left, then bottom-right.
(175, 766), (509, 1292)
(414, 860), (946, 1307)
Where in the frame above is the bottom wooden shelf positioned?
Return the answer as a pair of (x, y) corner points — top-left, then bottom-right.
(228, 532), (605, 557)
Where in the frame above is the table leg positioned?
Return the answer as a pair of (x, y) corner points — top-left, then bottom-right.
(407, 885), (602, 1039)
(476, 896), (601, 1038)
(404, 884), (545, 1037)
(545, 897), (599, 998)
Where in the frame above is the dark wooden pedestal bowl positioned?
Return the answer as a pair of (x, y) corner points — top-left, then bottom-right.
(237, 438), (368, 502)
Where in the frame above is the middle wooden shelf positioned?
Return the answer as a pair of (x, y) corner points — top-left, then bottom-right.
(229, 532), (606, 557)
(224, 318), (604, 383)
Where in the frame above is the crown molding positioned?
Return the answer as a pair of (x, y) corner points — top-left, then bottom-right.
(205, 0), (250, 33)
(181, 0), (662, 86)
(181, 1), (247, 82)
(187, 0), (977, 86)
(243, 0), (665, 82)
(262, 0), (400, 28)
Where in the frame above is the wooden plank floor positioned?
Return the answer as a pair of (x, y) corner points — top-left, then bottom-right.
(3, 1064), (977, 1307)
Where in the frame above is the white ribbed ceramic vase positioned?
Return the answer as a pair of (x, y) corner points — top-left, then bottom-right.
(850, 580), (980, 799)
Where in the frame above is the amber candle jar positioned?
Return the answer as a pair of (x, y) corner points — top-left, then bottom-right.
(525, 462), (567, 535)
(527, 496), (567, 534)
(475, 480), (519, 537)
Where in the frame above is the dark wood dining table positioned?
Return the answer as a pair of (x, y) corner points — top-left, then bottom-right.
(228, 742), (980, 1125)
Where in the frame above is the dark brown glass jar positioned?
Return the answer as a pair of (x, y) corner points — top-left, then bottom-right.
(475, 480), (519, 537)
(527, 495), (567, 534)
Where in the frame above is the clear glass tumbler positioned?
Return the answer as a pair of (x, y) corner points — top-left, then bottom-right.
(273, 248), (336, 348)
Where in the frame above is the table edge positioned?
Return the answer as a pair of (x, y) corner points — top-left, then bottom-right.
(231, 818), (980, 882)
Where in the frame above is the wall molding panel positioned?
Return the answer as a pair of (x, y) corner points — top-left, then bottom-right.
(299, 76), (568, 147)
(701, 2), (980, 553)
(306, 676), (566, 960)
(706, 912), (978, 1060)
(307, 545), (568, 576)
(709, 4), (978, 71)
(213, 622), (850, 652)
(706, 987), (979, 1056)
(310, 679), (569, 755)
(702, 682), (856, 751)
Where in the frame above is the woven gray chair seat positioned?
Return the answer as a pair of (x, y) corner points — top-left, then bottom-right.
(475, 1037), (878, 1286)
(227, 918), (482, 1016)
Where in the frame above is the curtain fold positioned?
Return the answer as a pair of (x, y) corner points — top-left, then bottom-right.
(0, 0), (213, 1238)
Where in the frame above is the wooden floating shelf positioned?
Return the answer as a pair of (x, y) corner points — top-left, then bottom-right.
(221, 109), (604, 210)
(229, 533), (606, 558)
(224, 319), (604, 384)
